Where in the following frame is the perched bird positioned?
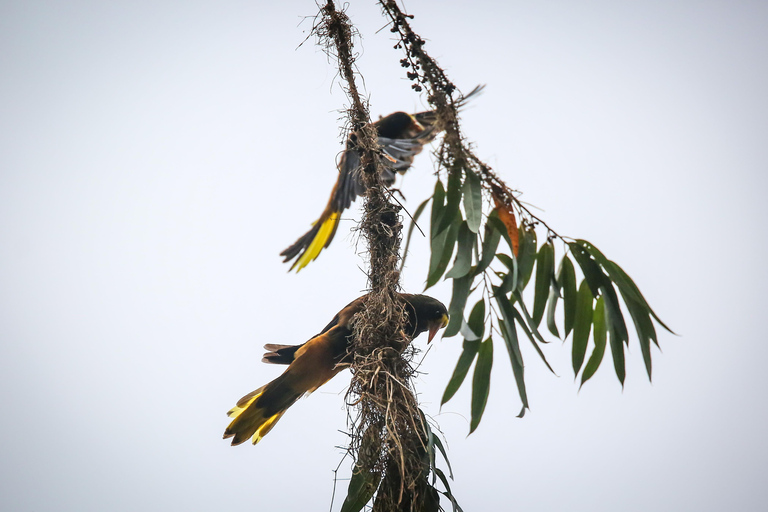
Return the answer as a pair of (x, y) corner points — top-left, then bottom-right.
(280, 85), (484, 272)
(223, 294), (448, 446)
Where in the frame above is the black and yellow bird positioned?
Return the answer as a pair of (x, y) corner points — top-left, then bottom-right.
(223, 294), (448, 446)
(280, 85), (484, 272)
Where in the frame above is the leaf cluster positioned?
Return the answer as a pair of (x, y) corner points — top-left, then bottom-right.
(406, 168), (674, 431)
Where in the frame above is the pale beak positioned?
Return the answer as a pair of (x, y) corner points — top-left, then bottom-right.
(428, 314), (450, 343)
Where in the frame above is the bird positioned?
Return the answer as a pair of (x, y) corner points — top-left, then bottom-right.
(280, 85), (484, 272)
(223, 293), (449, 446)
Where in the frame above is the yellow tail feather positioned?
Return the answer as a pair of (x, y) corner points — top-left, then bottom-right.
(224, 386), (294, 445)
(294, 212), (340, 272)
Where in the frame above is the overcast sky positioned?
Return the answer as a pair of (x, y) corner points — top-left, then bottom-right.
(1, 1), (767, 511)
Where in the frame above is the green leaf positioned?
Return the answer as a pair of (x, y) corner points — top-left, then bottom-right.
(512, 290), (549, 345)
(559, 255), (578, 338)
(545, 278), (561, 339)
(496, 253), (514, 269)
(444, 274), (472, 337)
(494, 292), (529, 412)
(401, 196), (431, 271)
(532, 241), (555, 327)
(608, 320), (626, 386)
(498, 265), (518, 296)
(423, 410), (437, 478)
(437, 169), (462, 236)
(622, 295), (656, 380)
(474, 220), (501, 276)
(510, 303), (556, 374)
(441, 338), (480, 405)
(470, 336), (493, 433)
(427, 219), (460, 289)
(569, 242), (629, 344)
(463, 169), (483, 233)
(445, 221), (474, 279)
(495, 253), (519, 295)
(434, 467), (463, 512)
(432, 435), (454, 480)
(590, 249), (661, 374)
(581, 296), (607, 386)
(466, 299), (485, 340)
(430, 180), (445, 239)
(516, 225), (537, 291)
(572, 280), (593, 376)
(340, 463), (381, 512)
(602, 257), (674, 335)
(568, 242), (604, 297)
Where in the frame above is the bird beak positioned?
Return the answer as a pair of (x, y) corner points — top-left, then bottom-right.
(428, 314), (450, 343)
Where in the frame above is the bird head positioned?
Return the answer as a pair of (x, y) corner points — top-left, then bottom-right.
(402, 294), (449, 343)
(375, 111), (425, 139)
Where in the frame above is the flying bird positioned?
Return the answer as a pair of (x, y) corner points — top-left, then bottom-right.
(280, 85), (484, 272)
(223, 293), (448, 446)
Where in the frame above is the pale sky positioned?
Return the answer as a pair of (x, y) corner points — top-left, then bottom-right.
(1, 1), (767, 511)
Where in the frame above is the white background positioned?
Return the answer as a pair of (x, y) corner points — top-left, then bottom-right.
(1, 1), (766, 511)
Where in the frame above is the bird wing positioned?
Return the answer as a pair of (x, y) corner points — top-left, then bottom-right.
(261, 297), (362, 365)
(280, 134), (431, 271)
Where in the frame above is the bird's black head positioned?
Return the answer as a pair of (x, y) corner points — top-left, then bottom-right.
(401, 294), (449, 343)
(375, 112), (424, 139)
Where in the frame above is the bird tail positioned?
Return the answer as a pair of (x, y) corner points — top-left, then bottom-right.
(223, 374), (303, 445)
(262, 343), (300, 365)
(279, 201), (341, 272)
(414, 84), (485, 128)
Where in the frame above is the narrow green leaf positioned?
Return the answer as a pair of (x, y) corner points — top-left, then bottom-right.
(431, 435), (454, 480)
(532, 241), (555, 326)
(516, 225), (537, 291)
(441, 339), (480, 405)
(608, 321), (626, 386)
(602, 258), (674, 334)
(568, 242), (603, 297)
(437, 169), (462, 236)
(572, 280), (594, 376)
(512, 290), (549, 345)
(445, 221), (474, 279)
(340, 464), (381, 512)
(559, 255), (578, 338)
(401, 196), (431, 271)
(422, 410), (436, 478)
(444, 274), (472, 337)
(496, 253), (514, 269)
(474, 220), (501, 276)
(427, 219), (460, 289)
(495, 253), (519, 294)
(434, 467), (463, 512)
(494, 291), (529, 411)
(622, 294), (656, 379)
(510, 304), (556, 374)
(569, 242), (629, 343)
(602, 282), (629, 344)
(546, 279), (561, 339)
(581, 296), (607, 386)
(463, 169), (483, 233)
(430, 180), (445, 239)
(470, 337), (493, 433)
(466, 299), (485, 340)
